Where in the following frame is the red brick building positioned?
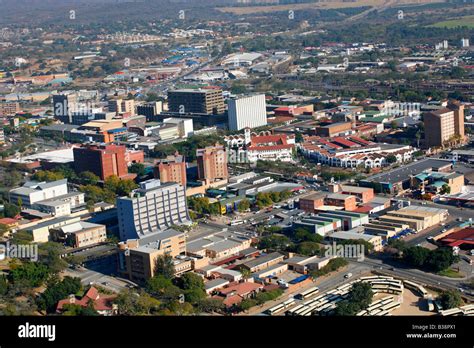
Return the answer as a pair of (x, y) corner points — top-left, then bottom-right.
(299, 193), (326, 213)
(73, 144), (131, 180)
(196, 144), (228, 184)
(154, 152), (187, 187)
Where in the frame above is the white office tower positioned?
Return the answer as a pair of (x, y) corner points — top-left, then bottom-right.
(461, 38), (470, 48)
(116, 179), (190, 241)
(228, 94), (267, 131)
(443, 40), (449, 49)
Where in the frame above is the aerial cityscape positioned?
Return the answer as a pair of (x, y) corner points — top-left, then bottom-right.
(0, 0), (473, 341)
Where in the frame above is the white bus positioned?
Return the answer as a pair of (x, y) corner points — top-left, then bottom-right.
(266, 304), (285, 315)
(295, 286), (320, 300)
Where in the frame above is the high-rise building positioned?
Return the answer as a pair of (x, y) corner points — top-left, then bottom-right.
(0, 101), (20, 116)
(168, 89), (225, 115)
(137, 101), (163, 121)
(228, 94), (267, 131)
(424, 102), (465, 148)
(53, 93), (78, 124)
(116, 179), (190, 241)
(461, 38), (470, 48)
(108, 98), (135, 116)
(73, 144), (129, 180)
(196, 144), (228, 184)
(0, 128), (4, 144)
(154, 152), (187, 187)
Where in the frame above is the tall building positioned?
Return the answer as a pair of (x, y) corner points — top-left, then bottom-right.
(137, 101), (163, 121)
(73, 144), (129, 180)
(228, 94), (267, 131)
(154, 152), (187, 187)
(53, 93), (78, 124)
(0, 101), (20, 116)
(461, 38), (470, 48)
(108, 98), (135, 116)
(448, 100), (465, 139)
(168, 89), (225, 115)
(116, 179), (190, 241)
(196, 145), (228, 183)
(424, 102), (464, 148)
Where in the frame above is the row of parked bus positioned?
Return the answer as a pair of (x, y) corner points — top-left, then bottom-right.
(439, 304), (474, 316)
(403, 280), (429, 298)
(265, 298), (296, 316)
(357, 295), (400, 316)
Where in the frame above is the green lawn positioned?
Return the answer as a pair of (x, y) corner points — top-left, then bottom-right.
(428, 16), (474, 29)
(438, 268), (464, 278)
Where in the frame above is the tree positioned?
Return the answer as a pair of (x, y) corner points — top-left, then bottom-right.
(258, 235), (292, 252)
(115, 289), (161, 315)
(386, 154), (397, 164)
(438, 290), (462, 310)
(154, 255), (175, 279)
(177, 272), (205, 291)
(296, 242), (321, 256)
(334, 282), (373, 316)
(403, 246), (430, 268)
(440, 184), (451, 195)
(3, 203), (20, 218)
(146, 275), (174, 297)
(10, 262), (50, 288)
(78, 171), (99, 185)
(37, 276), (82, 313)
(237, 199), (251, 212)
(195, 298), (224, 313)
(129, 163), (146, 177)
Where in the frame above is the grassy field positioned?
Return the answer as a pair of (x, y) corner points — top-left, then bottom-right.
(437, 268), (465, 278)
(429, 15), (474, 28)
(217, 0), (443, 15)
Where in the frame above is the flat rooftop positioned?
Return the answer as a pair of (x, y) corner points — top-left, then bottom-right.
(362, 158), (453, 185)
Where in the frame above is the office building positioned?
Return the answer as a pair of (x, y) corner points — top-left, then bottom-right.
(196, 145), (228, 184)
(228, 94), (267, 131)
(168, 89), (225, 115)
(461, 38), (470, 48)
(424, 102), (465, 148)
(51, 221), (107, 248)
(137, 101), (163, 121)
(154, 152), (187, 187)
(0, 101), (20, 116)
(53, 93), (78, 124)
(10, 179), (69, 207)
(118, 228), (187, 282)
(108, 98), (135, 116)
(73, 144), (130, 180)
(116, 179), (190, 241)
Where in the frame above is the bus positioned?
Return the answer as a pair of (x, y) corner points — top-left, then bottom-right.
(285, 304), (304, 316)
(266, 303), (285, 316)
(295, 286), (320, 300)
(229, 220), (244, 226)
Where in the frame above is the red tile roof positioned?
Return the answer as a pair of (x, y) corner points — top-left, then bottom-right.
(56, 287), (117, 312)
(440, 228), (474, 247)
(220, 282), (263, 297)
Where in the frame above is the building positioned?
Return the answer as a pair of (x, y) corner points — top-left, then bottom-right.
(154, 152), (187, 187)
(325, 193), (357, 211)
(0, 128), (5, 144)
(32, 191), (85, 217)
(196, 145), (228, 184)
(73, 144), (131, 180)
(0, 101), (20, 116)
(116, 179), (190, 241)
(162, 117), (194, 138)
(337, 185), (374, 204)
(53, 93), (78, 124)
(240, 252), (285, 273)
(378, 206), (448, 232)
(282, 255), (335, 274)
(56, 287), (117, 316)
(412, 171), (464, 195)
(328, 230), (383, 252)
(315, 122), (352, 137)
(9, 179), (69, 207)
(51, 221), (106, 248)
(137, 101), (163, 121)
(168, 89), (225, 115)
(440, 227), (474, 249)
(108, 98), (135, 116)
(23, 216), (81, 243)
(299, 193), (326, 213)
(228, 94), (267, 131)
(186, 230), (252, 261)
(225, 129), (296, 163)
(424, 102), (465, 148)
(118, 229), (187, 282)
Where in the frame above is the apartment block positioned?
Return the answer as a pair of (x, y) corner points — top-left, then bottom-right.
(424, 102), (464, 148)
(196, 145), (228, 184)
(108, 98), (135, 116)
(154, 152), (187, 187)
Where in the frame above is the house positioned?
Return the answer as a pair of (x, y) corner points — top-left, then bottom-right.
(56, 287), (117, 316)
